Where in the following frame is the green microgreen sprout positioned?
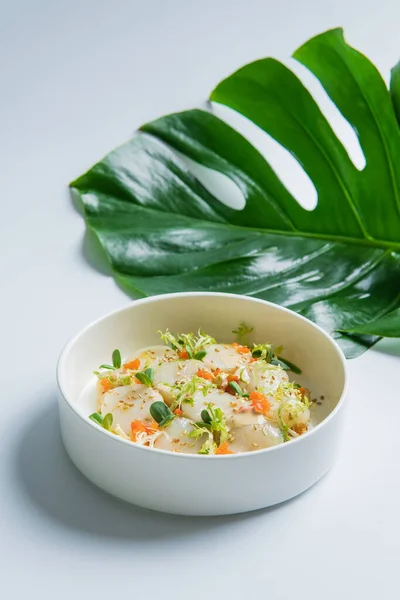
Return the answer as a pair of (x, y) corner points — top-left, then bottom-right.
(136, 367), (154, 387)
(112, 349), (121, 369)
(150, 401), (174, 427)
(192, 403), (229, 446)
(89, 412), (113, 431)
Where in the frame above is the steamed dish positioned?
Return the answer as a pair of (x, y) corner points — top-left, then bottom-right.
(88, 328), (312, 455)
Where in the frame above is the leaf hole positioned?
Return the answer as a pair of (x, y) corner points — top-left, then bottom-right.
(174, 150), (246, 210)
(210, 102), (318, 211)
(287, 59), (366, 172)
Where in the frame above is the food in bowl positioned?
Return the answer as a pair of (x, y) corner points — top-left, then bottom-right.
(87, 326), (313, 455)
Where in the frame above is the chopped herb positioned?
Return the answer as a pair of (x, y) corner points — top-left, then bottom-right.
(195, 349), (207, 361)
(228, 381), (243, 396)
(270, 357), (289, 370)
(112, 349), (121, 369)
(150, 401), (174, 427)
(99, 364), (115, 370)
(276, 356), (302, 374)
(118, 374), (132, 386)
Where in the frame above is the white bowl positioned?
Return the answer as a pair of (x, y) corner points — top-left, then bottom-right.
(57, 292), (347, 516)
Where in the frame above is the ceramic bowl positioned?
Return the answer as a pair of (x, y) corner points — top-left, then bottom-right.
(57, 292), (347, 516)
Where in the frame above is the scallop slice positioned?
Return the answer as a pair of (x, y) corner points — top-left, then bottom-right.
(153, 359), (205, 405)
(229, 419), (284, 453)
(202, 344), (250, 372)
(244, 361), (289, 395)
(100, 384), (164, 435)
(181, 388), (248, 427)
(125, 345), (178, 370)
(154, 417), (208, 454)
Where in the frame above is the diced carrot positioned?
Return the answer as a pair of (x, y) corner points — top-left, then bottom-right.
(213, 368), (222, 376)
(174, 408), (184, 416)
(250, 391), (271, 415)
(179, 349), (189, 359)
(232, 343), (250, 354)
(100, 378), (111, 392)
(237, 345), (250, 354)
(215, 442), (234, 455)
(227, 374), (239, 383)
(123, 358), (140, 370)
(250, 356), (257, 363)
(196, 369), (213, 381)
(130, 420), (158, 441)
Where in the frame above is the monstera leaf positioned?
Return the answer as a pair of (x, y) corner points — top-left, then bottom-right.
(71, 28), (400, 358)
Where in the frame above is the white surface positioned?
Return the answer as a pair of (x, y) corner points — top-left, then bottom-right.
(58, 293), (347, 514)
(1, 0), (399, 596)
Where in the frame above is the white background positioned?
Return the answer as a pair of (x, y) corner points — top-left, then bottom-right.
(1, 1), (400, 598)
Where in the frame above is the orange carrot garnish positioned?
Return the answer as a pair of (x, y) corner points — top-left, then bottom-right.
(123, 358), (140, 370)
(179, 349), (189, 359)
(100, 378), (111, 392)
(174, 408), (184, 416)
(227, 374), (240, 383)
(215, 442), (234, 455)
(232, 343), (250, 354)
(130, 420), (158, 441)
(196, 369), (213, 381)
(250, 391), (271, 415)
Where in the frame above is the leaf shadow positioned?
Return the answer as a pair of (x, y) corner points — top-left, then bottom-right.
(370, 337), (400, 357)
(14, 397), (304, 543)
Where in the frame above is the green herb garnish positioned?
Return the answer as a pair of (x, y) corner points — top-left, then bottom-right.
(195, 349), (207, 361)
(112, 349), (121, 369)
(159, 329), (215, 356)
(102, 413), (113, 430)
(276, 356), (302, 374)
(89, 412), (113, 431)
(201, 409), (212, 424)
(170, 375), (215, 411)
(228, 381), (244, 396)
(99, 364), (115, 370)
(89, 412), (103, 425)
(150, 401), (174, 427)
(251, 343), (274, 362)
(136, 367), (154, 387)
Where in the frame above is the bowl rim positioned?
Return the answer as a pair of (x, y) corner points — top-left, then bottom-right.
(57, 292), (348, 460)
